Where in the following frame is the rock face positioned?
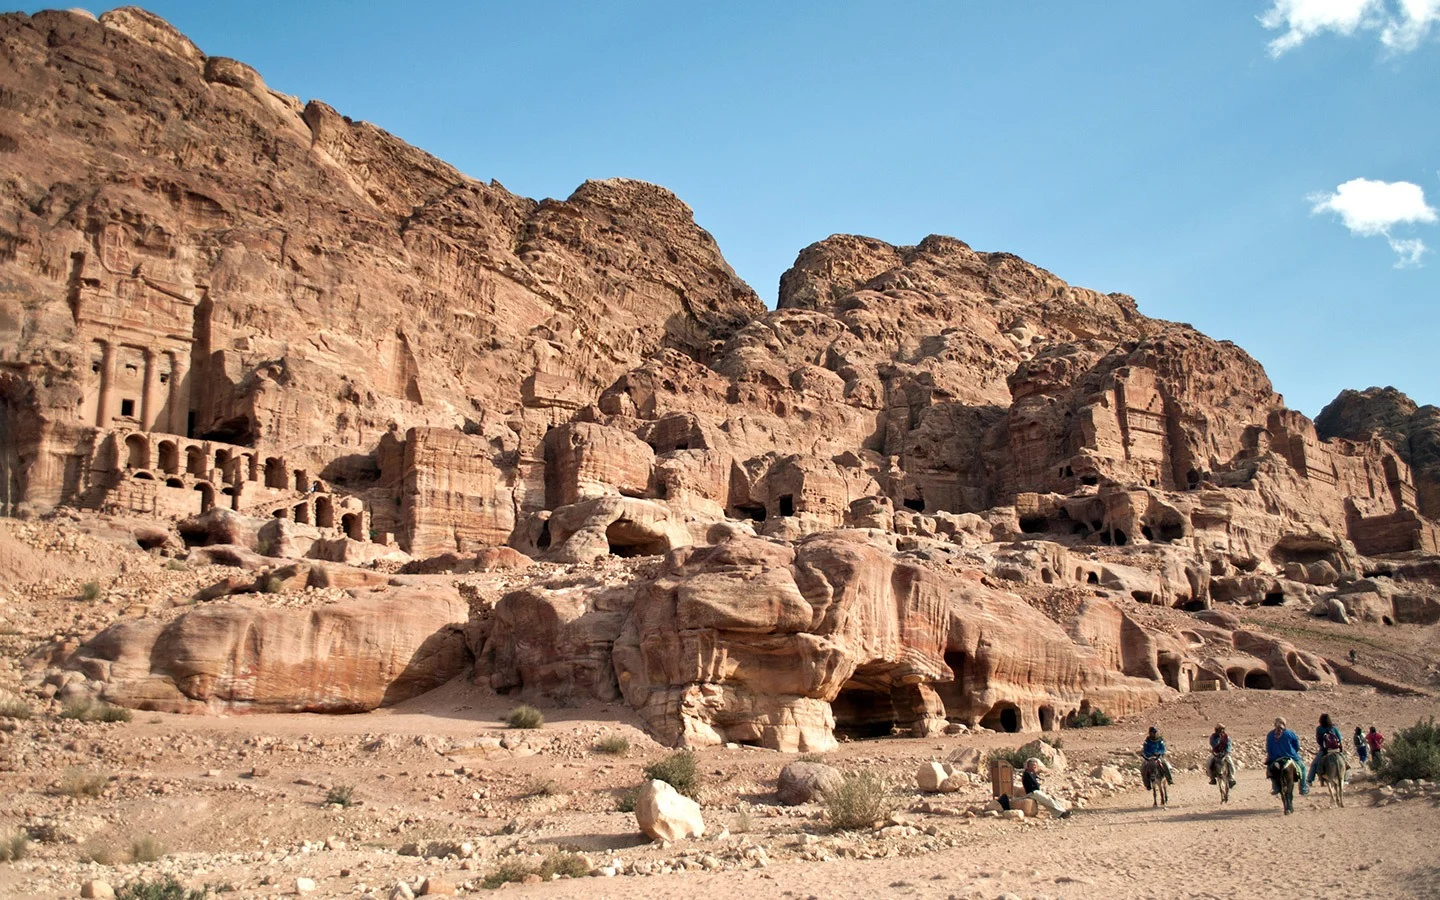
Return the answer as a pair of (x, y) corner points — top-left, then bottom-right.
(5, 9), (1437, 747)
(65, 588), (470, 712)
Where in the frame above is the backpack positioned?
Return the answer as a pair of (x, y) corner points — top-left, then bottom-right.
(1321, 731), (1342, 752)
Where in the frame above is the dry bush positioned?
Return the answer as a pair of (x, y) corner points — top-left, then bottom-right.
(822, 771), (896, 831)
(593, 734), (630, 755)
(0, 698), (31, 720)
(55, 768), (108, 798)
(0, 830), (28, 862)
(505, 705), (544, 729)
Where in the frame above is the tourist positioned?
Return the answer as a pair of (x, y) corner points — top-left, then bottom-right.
(1265, 717), (1308, 796)
(1367, 726), (1385, 770)
(1308, 712), (1344, 787)
(1141, 725), (1174, 788)
(1208, 723), (1235, 786)
(1021, 758), (1071, 819)
(1353, 726), (1368, 767)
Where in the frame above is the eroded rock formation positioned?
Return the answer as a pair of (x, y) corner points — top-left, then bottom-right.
(5, 8), (1437, 743)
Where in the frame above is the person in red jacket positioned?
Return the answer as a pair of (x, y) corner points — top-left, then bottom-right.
(1366, 726), (1385, 770)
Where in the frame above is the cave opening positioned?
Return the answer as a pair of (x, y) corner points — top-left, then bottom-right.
(1244, 671), (1274, 690)
(1038, 705), (1055, 731)
(831, 685), (895, 740)
(778, 494), (795, 517)
(605, 519), (668, 558)
(1262, 592), (1287, 607)
(1019, 516), (1047, 534)
(733, 503), (766, 523)
(981, 702), (1021, 733)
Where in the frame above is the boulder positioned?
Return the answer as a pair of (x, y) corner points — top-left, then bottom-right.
(947, 747), (985, 774)
(634, 779), (705, 842)
(1018, 739), (1066, 773)
(916, 761), (952, 793)
(776, 761), (843, 805)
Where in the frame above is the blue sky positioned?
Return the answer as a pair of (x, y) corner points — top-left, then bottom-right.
(33, 1), (1440, 414)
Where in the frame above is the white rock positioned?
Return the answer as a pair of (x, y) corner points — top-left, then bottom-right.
(295, 877), (317, 894)
(916, 761), (951, 792)
(634, 779), (705, 842)
(80, 882), (115, 900)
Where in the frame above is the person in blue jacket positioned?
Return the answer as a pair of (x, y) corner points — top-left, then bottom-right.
(1265, 716), (1309, 796)
(1141, 725), (1174, 788)
(1308, 712), (1345, 787)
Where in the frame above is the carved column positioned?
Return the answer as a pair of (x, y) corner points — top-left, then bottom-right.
(165, 350), (190, 437)
(140, 348), (160, 431)
(95, 340), (117, 427)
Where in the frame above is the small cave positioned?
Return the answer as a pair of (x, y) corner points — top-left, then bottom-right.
(536, 520), (552, 550)
(830, 686), (896, 740)
(1131, 589), (1154, 604)
(1019, 516), (1048, 534)
(1038, 705), (1055, 731)
(1079, 475), (1099, 486)
(1141, 526), (1154, 541)
(1180, 598), (1207, 612)
(732, 503), (766, 523)
(1112, 529), (1128, 547)
(1041, 568), (1055, 584)
(903, 497), (925, 512)
(980, 702), (1021, 733)
(778, 494), (796, 517)
(199, 415), (257, 447)
(604, 520), (668, 558)
(1243, 671), (1274, 690)
(1086, 572), (1100, 585)
(1262, 591), (1287, 607)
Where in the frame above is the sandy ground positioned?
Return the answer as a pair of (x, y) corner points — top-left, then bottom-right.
(1, 517), (1438, 899)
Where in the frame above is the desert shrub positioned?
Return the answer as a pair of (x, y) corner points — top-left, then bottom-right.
(1040, 734), (1064, 749)
(643, 750), (699, 798)
(0, 830), (28, 862)
(731, 802), (756, 834)
(525, 777), (561, 798)
(115, 877), (207, 900)
(987, 747), (1030, 770)
(0, 698), (31, 720)
(130, 836), (166, 863)
(615, 787), (639, 812)
(1378, 717), (1440, 783)
(166, 559), (188, 572)
(323, 784), (356, 808)
(258, 575), (283, 594)
(79, 581), (102, 602)
(796, 752), (829, 763)
(60, 698), (132, 723)
(505, 704), (544, 729)
(482, 859), (535, 889)
(80, 839), (120, 865)
(539, 851), (590, 879)
(1068, 708), (1113, 728)
(593, 734), (630, 756)
(822, 771), (895, 831)
(55, 768), (109, 798)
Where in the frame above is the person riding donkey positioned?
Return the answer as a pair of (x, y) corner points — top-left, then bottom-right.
(1208, 723), (1236, 787)
(1265, 716), (1309, 796)
(1308, 713), (1346, 788)
(1141, 726), (1174, 789)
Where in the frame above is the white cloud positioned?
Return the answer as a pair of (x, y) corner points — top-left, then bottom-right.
(1260, 0), (1440, 54)
(1310, 177), (1437, 266)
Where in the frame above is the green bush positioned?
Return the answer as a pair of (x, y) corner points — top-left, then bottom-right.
(986, 747), (1030, 770)
(59, 698), (132, 723)
(1378, 717), (1440, 783)
(0, 698), (32, 720)
(115, 877), (207, 900)
(505, 705), (544, 729)
(259, 575), (284, 594)
(1067, 708), (1113, 728)
(593, 734), (630, 756)
(55, 768), (109, 798)
(0, 830), (28, 862)
(822, 771), (895, 831)
(539, 852), (590, 879)
(615, 787), (639, 812)
(643, 750), (700, 799)
(482, 860), (535, 889)
(323, 784), (356, 808)
(79, 581), (103, 602)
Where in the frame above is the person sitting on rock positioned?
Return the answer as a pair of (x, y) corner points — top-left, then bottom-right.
(1308, 713), (1345, 787)
(1208, 723), (1235, 787)
(1265, 716), (1308, 796)
(1021, 758), (1071, 819)
(1141, 726), (1174, 788)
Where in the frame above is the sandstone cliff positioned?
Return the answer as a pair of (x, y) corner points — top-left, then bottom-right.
(6, 8), (1439, 750)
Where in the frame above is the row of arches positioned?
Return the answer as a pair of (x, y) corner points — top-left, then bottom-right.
(121, 432), (315, 493)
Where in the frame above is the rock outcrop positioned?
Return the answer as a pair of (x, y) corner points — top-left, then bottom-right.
(2, 8), (1434, 749)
